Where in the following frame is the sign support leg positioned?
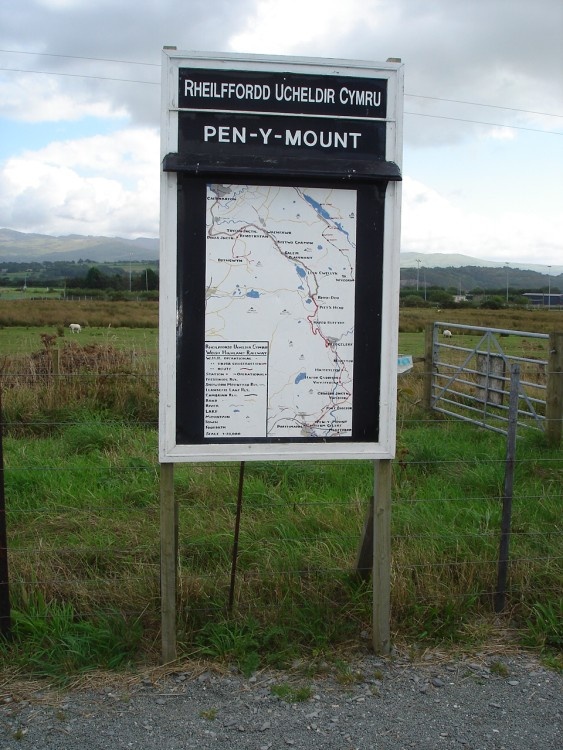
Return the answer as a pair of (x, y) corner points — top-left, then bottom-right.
(160, 462), (177, 663)
(372, 459), (392, 654)
(229, 461), (245, 612)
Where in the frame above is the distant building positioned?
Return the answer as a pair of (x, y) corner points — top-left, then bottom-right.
(523, 292), (563, 307)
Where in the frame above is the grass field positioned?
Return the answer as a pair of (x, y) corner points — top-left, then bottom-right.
(1, 408), (560, 678)
(398, 306), (559, 336)
(0, 299), (158, 329)
(0, 287), (64, 301)
(0, 325), (158, 356)
(0, 301), (561, 679)
(0, 300), (560, 357)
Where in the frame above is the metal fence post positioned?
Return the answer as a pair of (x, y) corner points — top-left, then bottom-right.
(494, 364), (520, 613)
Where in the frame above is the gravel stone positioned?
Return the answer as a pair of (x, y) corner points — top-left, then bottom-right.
(0, 653), (561, 749)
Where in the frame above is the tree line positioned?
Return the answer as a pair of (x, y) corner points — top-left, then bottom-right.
(0, 261), (159, 291)
(65, 266), (158, 292)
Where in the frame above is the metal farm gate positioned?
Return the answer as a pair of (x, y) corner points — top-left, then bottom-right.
(425, 322), (562, 442)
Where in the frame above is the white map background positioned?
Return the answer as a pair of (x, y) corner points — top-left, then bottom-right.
(205, 184), (357, 439)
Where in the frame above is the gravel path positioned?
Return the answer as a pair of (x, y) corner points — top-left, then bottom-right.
(1, 652), (561, 749)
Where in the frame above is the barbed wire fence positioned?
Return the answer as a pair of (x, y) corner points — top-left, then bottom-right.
(0, 350), (561, 653)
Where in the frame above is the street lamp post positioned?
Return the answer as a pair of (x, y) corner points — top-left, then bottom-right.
(547, 265), (551, 311)
(506, 265), (509, 304)
(416, 258), (421, 292)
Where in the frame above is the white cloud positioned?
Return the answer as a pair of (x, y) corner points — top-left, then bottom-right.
(0, 128), (159, 237)
(36, 0), (91, 9)
(0, 0), (256, 125)
(0, 0), (561, 266)
(478, 127), (516, 142)
(0, 73), (128, 123)
(402, 177), (563, 266)
(230, 0), (368, 55)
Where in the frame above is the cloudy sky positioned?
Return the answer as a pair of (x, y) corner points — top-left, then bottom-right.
(0, 0), (561, 270)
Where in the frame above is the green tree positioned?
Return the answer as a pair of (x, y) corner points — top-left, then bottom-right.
(427, 289), (454, 306)
(401, 294), (430, 308)
(479, 295), (506, 309)
(85, 266), (106, 289)
(132, 268), (159, 291)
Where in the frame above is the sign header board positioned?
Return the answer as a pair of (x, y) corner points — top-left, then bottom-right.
(160, 51), (403, 462)
(178, 68), (388, 118)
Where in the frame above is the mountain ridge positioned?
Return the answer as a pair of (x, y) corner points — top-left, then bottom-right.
(399, 251), (561, 275)
(0, 228), (159, 263)
(1, 229), (561, 277)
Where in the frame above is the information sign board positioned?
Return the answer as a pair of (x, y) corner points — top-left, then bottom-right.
(160, 51), (403, 461)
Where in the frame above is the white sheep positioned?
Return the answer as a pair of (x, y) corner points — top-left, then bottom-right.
(69, 323), (82, 333)
(443, 329), (452, 338)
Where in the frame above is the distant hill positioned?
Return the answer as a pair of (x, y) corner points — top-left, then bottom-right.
(400, 252), (561, 293)
(0, 230), (561, 291)
(400, 264), (562, 293)
(400, 251), (562, 275)
(0, 228), (159, 262)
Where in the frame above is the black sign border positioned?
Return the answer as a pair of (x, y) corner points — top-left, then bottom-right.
(175, 175), (385, 447)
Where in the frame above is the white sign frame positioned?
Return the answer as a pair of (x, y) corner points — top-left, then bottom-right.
(159, 50), (403, 462)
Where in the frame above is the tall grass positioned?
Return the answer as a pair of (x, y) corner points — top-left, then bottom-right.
(402, 305), (561, 334)
(6, 593), (142, 679)
(0, 299), (158, 328)
(1, 338), (157, 429)
(1, 299), (558, 334)
(0, 318), (561, 677)
(1, 408), (561, 675)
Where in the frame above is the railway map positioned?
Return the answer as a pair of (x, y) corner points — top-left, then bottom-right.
(204, 184), (357, 439)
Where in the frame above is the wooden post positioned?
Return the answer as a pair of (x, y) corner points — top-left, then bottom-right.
(423, 323), (434, 410)
(160, 462), (177, 663)
(372, 459), (392, 655)
(476, 353), (506, 406)
(546, 332), (563, 447)
(0, 387), (12, 640)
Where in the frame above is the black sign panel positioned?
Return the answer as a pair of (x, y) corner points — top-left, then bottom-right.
(174, 177), (385, 448)
(178, 112), (386, 162)
(179, 68), (387, 119)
